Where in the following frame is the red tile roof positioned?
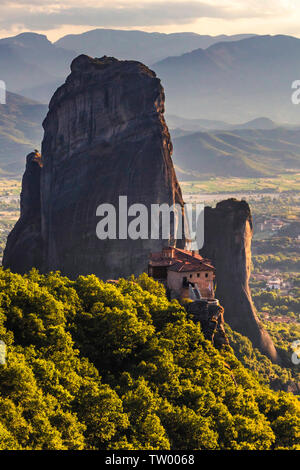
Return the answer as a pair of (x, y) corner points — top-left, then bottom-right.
(149, 247), (215, 273)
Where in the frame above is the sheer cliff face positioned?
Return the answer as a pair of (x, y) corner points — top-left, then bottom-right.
(3, 55), (185, 279)
(200, 199), (280, 363)
(3, 152), (43, 273)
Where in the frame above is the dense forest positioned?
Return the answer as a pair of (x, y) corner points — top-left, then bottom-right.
(0, 268), (299, 450)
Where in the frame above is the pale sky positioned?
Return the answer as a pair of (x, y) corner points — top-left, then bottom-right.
(0, 0), (299, 41)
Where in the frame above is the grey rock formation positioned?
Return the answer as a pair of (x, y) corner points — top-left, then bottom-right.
(3, 55), (185, 279)
(186, 300), (229, 349)
(3, 151), (43, 272)
(199, 199), (280, 363)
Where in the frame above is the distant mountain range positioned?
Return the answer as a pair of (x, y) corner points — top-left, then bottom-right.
(1, 31), (300, 125)
(55, 29), (254, 65)
(0, 30), (255, 103)
(0, 91), (46, 175)
(1, 29), (300, 178)
(1, 90), (300, 180)
(167, 115), (282, 132)
(0, 33), (75, 103)
(173, 127), (300, 179)
(154, 35), (300, 124)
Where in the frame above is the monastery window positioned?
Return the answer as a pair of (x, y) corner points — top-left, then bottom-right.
(205, 273), (208, 278)
(197, 273), (200, 277)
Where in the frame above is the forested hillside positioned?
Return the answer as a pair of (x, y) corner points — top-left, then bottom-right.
(0, 269), (299, 450)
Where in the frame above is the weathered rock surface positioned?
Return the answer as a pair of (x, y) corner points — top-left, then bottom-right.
(3, 151), (43, 272)
(199, 199), (280, 363)
(3, 55), (185, 278)
(186, 300), (229, 349)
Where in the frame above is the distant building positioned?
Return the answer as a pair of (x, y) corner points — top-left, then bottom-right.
(148, 247), (215, 301)
(258, 217), (286, 233)
(267, 278), (281, 290)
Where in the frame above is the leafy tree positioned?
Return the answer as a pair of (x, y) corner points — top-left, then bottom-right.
(0, 268), (299, 450)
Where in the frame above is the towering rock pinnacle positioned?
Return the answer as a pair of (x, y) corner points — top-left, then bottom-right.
(3, 55), (185, 278)
(3, 151), (43, 273)
(199, 199), (280, 363)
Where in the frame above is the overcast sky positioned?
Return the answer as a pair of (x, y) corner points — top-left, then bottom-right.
(0, 0), (299, 41)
